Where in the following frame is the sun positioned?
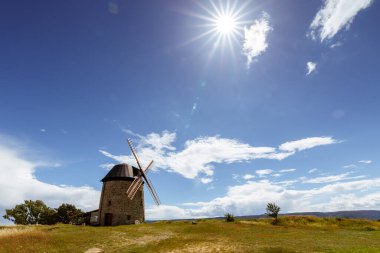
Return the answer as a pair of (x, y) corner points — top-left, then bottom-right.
(215, 15), (237, 35)
(187, 0), (250, 44)
(180, 0), (251, 62)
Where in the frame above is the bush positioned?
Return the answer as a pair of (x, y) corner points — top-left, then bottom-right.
(224, 213), (235, 222)
(56, 203), (84, 225)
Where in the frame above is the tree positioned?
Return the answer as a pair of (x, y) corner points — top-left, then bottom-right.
(266, 202), (281, 220)
(56, 203), (84, 224)
(3, 200), (57, 225)
(224, 213), (235, 222)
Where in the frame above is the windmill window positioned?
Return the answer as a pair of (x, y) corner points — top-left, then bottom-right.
(127, 215), (131, 220)
(108, 201), (111, 206)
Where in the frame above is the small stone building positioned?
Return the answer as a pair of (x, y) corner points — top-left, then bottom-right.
(83, 209), (99, 226)
(98, 163), (145, 226)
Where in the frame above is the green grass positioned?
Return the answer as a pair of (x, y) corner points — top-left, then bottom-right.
(0, 216), (380, 252)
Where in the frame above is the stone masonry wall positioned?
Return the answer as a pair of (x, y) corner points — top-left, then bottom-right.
(99, 180), (144, 226)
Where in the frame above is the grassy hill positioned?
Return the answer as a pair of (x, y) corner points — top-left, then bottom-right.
(1, 216), (380, 253)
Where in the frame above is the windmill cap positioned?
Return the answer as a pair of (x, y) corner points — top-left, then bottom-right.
(101, 163), (141, 182)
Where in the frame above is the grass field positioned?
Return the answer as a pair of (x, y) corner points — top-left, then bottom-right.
(1, 216), (380, 253)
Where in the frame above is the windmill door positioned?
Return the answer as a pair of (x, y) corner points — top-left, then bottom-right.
(104, 213), (113, 226)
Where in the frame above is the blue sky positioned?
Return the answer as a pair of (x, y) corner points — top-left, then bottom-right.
(0, 0), (379, 222)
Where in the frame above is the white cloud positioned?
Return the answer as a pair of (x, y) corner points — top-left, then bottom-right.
(99, 163), (115, 170)
(342, 164), (357, 169)
(200, 177), (213, 184)
(191, 102), (198, 114)
(242, 174), (255, 180)
(275, 180), (299, 187)
(306, 61), (317, 75)
(309, 0), (373, 41)
(302, 172), (365, 184)
(359, 160), (372, 164)
(147, 177), (380, 219)
(0, 135), (100, 221)
(279, 168), (296, 173)
(40, 129), (46, 133)
(232, 174), (240, 182)
(308, 168), (319, 173)
(101, 130), (339, 183)
(255, 169), (273, 177)
(121, 128), (144, 139)
(242, 12), (272, 68)
(279, 137), (338, 153)
(330, 41), (342, 48)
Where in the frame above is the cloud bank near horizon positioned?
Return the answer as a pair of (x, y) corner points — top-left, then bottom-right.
(0, 135), (100, 222)
(147, 176), (380, 220)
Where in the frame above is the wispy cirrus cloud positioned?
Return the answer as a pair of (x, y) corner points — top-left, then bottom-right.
(308, 168), (319, 173)
(301, 172), (365, 184)
(242, 12), (272, 68)
(279, 168), (296, 173)
(342, 164), (357, 169)
(330, 41), (342, 48)
(100, 130), (339, 183)
(309, 0), (373, 42)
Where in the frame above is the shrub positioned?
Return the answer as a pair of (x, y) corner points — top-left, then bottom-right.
(363, 226), (376, 231)
(56, 203), (84, 225)
(224, 213), (235, 222)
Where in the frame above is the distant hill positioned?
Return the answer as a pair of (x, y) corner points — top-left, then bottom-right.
(239, 210), (380, 220)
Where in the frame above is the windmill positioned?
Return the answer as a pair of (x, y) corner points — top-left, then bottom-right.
(97, 139), (161, 226)
(126, 138), (161, 206)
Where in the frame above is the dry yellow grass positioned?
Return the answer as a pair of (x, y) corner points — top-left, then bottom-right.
(0, 226), (34, 237)
(0, 226), (49, 253)
(0, 217), (379, 252)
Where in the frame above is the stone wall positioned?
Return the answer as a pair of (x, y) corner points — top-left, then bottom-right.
(99, 180), (144, 226)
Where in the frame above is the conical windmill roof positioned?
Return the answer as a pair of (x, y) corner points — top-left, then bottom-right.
(101, 163), (141, 182)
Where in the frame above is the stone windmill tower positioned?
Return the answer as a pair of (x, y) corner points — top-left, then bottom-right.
(98, 139), (160, 226)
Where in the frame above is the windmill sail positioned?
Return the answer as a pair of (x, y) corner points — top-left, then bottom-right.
(126, 160), (154, 199)
(145, 177), (160, 205)
(126, 139), (161, 206)
(127, 177), (142, 199)
(128, 139), (143, 169)
(148, 179), (161, 204)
